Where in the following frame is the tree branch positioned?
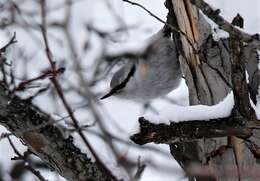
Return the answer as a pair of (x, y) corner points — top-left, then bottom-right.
(131, 117), (252, 145)
(0, 83), (114, 181)
(122, 0), (197, 52)
(190, 0), (260, 48)
(39, 1), (118, 180)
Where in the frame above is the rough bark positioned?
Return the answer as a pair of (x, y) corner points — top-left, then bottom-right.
(132, 0), (260, 181)
(0, 83), (114, 181)
(131, 117), (252, 145)
(169, 1), (260, 180)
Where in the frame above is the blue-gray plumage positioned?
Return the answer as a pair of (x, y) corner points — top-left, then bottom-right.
(101, 29), (182, 101)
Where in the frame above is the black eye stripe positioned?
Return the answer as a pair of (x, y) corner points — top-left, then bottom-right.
(100, 64), (136, 100)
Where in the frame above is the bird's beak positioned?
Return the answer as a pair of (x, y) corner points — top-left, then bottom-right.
(100, 89), (115, 100)
(101, 64), (135, 100)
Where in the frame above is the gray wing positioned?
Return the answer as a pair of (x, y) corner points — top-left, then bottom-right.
(100, 61), (136, 100)
(110, 61), (135, 88)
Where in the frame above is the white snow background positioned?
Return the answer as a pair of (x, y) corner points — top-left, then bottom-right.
(0, 0), (259, 180)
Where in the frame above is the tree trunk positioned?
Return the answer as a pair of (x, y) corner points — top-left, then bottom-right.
(167, 0), (260, 180)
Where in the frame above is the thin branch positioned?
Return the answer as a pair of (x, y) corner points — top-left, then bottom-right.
(134, 157), (146, 180)
(0, 32), (17, 53)
(122, 0), (198, 52)
(13, 67), (64, 92)
(0, 132), (11, 141)
(39, 0), (117, 180)
(0, 81), (111, 180)
(7, 136), (22, 157)
(24, 165), (48, 181)
(8, 137), (48, 181)
(200, 57), (232, 88)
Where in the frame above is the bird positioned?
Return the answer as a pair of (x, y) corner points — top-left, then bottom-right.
(101, 26), (182, 102)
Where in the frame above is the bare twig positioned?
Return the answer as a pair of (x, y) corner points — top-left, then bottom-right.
(134, 157), (146, 180)
(0, 132), (12, 141)
(13, 67), (64, 92)
(7, 136), (22, 157)
(8, 137), (48, 181)
(0, 32), (17, 53)
(39, 0), (117, 180)
(24, 165), (48, 181)
(122, 0), (198, 52)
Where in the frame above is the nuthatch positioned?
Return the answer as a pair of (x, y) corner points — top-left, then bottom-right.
(101, 27), (182, 101)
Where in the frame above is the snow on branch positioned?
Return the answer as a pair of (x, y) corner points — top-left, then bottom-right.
(143, 92), (234, 125)
(131, 116), (252, 145)
(190, 0), (260, 48)
(131, 0), (259, 147)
